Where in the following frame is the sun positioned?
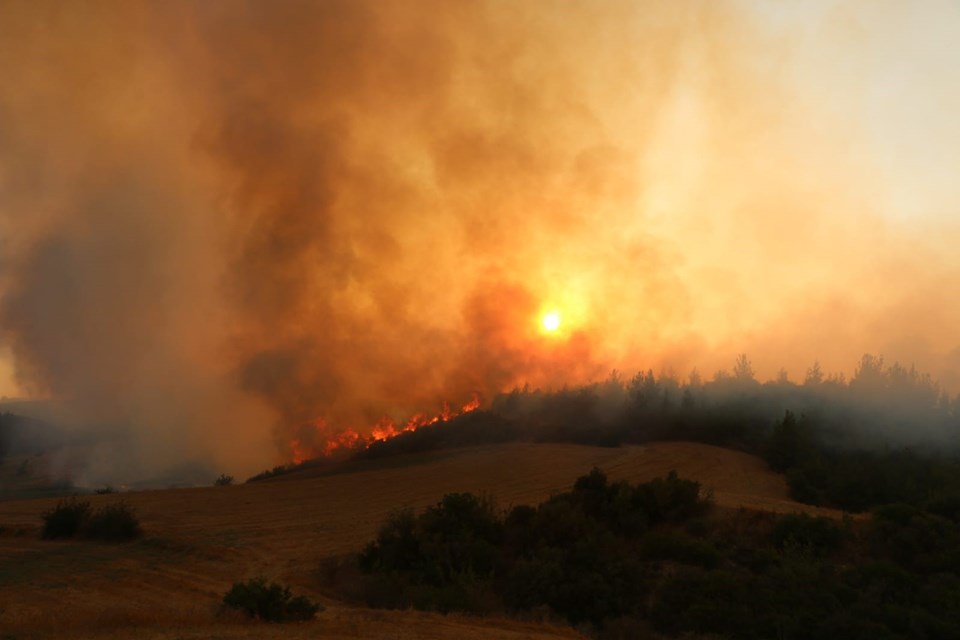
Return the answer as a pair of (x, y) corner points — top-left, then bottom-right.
(541, 311), (561, 333)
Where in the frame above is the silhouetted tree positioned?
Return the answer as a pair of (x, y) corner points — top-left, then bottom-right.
(805, 360), (824, 386)
(733, 353), (755, 383)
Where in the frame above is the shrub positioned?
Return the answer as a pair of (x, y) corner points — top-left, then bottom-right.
(359, 508), (421, 574)
(94, 485), (116, 495)
(503, 532), (643, 627)
(361, 494), (502, 587)
(651, 569), (754, 637)
(634, 470), (709, 525)
(869, 504), (960, 572)
(771, 513), (844, 557)
(246, 465), (291, 483)
(417, 492), (502, 583)
(222, 577), (322, 622)
(355, 471), (720, 627)
(786, 467), (825, 506)
(41, 499), (142, 542)
(641, 531), (720, 568)
(41, 498), (91, 539)
(214, 474), (234, 486)
(81, 502), (142, 541)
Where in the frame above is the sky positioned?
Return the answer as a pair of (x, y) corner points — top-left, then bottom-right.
(0, 0), (958, 476)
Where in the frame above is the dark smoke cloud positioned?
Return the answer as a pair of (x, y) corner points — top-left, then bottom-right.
(0, 1), (958, 477)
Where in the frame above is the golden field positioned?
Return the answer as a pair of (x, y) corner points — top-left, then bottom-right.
(0, 442), (841, 639)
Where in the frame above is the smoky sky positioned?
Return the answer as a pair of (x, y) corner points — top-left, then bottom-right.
(1, 0), (959, 475)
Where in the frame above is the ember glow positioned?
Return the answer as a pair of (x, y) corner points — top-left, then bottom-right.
(1, 1), (960, 477)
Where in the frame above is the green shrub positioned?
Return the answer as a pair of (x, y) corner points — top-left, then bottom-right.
(222, 577), (322, 622)
(41, 498), (91, 539)
(81, 502), (142, 541)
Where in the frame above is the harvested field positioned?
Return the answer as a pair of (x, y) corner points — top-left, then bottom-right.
(0, 442), (839, 638)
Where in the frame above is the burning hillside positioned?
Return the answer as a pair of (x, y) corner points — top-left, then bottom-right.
(289, 394), (482, 462)
(0, 2), (959, 480)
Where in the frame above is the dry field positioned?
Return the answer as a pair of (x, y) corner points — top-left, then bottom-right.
(0, 442), (842, 639)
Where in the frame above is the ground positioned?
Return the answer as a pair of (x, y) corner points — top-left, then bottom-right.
(0, 442), (841, 638)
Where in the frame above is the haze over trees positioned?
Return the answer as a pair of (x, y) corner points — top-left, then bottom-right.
(351, 354), (960, 513)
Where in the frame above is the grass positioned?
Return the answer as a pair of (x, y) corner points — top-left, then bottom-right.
(0, 441), (838, 638)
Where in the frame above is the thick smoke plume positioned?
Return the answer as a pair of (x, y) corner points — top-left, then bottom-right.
(1, 1), (959, 478)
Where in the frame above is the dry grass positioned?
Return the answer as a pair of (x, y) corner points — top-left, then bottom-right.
(0, 442), (840, 638)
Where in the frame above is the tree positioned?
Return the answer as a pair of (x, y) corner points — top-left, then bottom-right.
(764, 410), (807, 473)
(688, 367), (703, 388)
(805, 361), (823, 386)
(733, 353), (755, 383)
(851, 354), (886, 395)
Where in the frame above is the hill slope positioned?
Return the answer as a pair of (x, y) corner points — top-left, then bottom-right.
(0, 442), (835, 638)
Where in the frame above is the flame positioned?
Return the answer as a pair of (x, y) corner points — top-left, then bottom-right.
(461, 394), (481, 412)
(287, 393), (482, 463)
(321, 428), (362, 457)
(289, 437), (310, 465)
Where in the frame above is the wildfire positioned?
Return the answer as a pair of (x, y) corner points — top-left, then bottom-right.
(287, 393), (482, 463)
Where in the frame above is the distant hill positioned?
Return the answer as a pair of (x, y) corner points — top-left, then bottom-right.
(0, 410), (62, 459)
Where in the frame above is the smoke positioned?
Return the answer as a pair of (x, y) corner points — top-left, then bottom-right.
(0, 1), (959, 477)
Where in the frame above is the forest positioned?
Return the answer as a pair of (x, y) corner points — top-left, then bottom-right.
(354, 354), (960, 513)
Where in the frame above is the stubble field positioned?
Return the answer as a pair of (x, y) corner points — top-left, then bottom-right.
(0, 441), (839, 639)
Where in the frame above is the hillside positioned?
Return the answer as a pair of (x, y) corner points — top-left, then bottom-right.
(0, 442), (835, 638)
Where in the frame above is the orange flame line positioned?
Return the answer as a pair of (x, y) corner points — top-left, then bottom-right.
(287, 393), (482, 462)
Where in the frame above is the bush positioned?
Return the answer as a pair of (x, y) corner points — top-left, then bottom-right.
(634, 470), (709, 525)
(41, 498), (91, 539)
(504, 533), (643, 627)
(214, 474), (234, 486)
(81, 502), (142, 541)
(640, 531), (720, 568)
(246, 465), (291, 483)
(222, 577), (322, 622)
(771, 513), (844, 557)
(359, 508), (421, 575)
(417, 492), (502, 583)
(361, 494), (502, 587)
(651, 569), (754, 637)
(40, 499), (142, 542)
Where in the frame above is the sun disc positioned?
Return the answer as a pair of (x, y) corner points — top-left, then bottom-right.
(541, 311), (561, 332)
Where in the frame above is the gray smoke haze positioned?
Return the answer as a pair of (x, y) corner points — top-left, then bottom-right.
(1, 1), (959, 478)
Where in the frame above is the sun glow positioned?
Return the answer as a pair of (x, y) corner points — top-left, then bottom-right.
(541, 310), (561, 333)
